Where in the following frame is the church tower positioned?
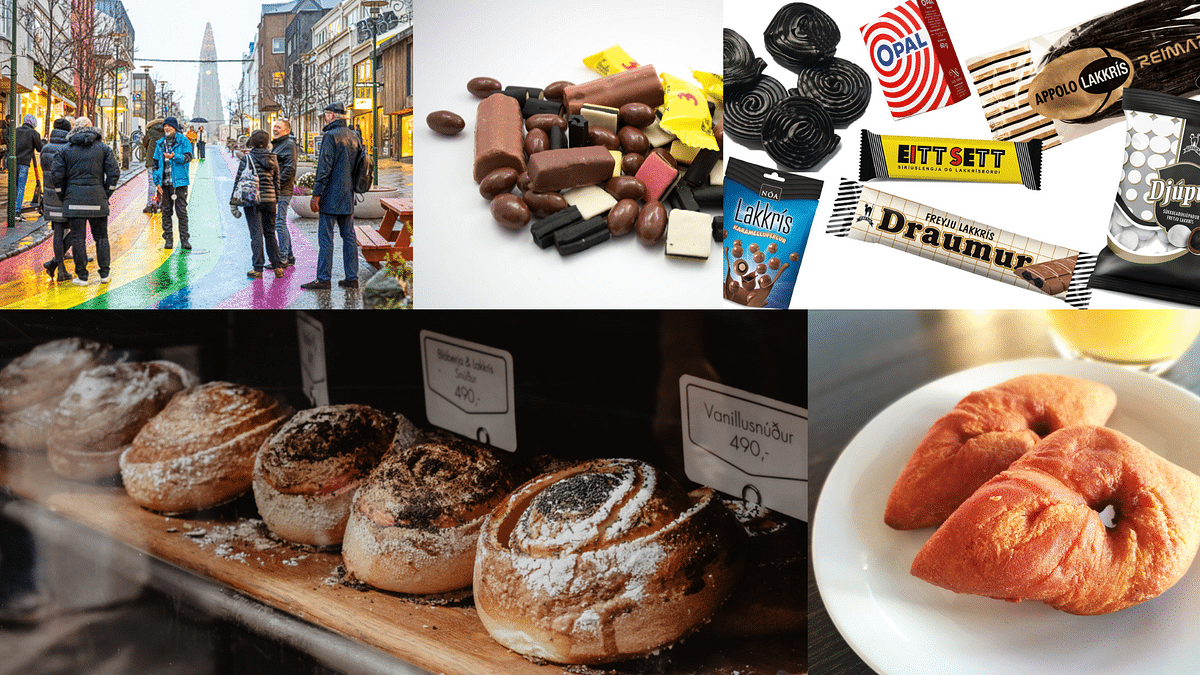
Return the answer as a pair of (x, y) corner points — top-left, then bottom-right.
(192, 23), (225, 140)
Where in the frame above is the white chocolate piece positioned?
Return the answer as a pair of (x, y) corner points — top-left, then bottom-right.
(709, 158), (723, 186)
(664, 209), (713, 260)
(642, 116), (676, 148)
(1169, 224), (1191, 248)
(563, 185), (618, 219)
(669, 139), (701, 165)
(581, 104), (619, 134)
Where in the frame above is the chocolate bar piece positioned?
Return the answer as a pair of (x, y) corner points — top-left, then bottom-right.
(554, 216), (609, 255)
(527, 146), (615, 192)
(567, 115), (589, 148)
(581, 104), (620, 134)
(1018, 256), (1077, 295)
(531, 205), (583, 249)
(827, 180), (1096, 308)
(684, 149), (719, 187)
(562, 65), (665, 115)
(473, 93), (526, 183)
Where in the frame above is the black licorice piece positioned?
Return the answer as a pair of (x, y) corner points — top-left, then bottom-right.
(724, 28), (768, 94)
(674, 183), (701, 212)
(548, 125), (566, 150)
(761, 95), (839, 170)
(567, 115), (589, 148)
(522, 97), (564, 119)
(724, 75), (789, 143)
(531, 205), (583, 248)
(712, 215), (725, 243)
(683, 149), (719, 186)
(504, 85), (543, 102)
(553, 216), (608, 254)
(557, 227), (611, 255)
(763, 3), (840, 71)
(693, 185), (723, 208)
(794, 57), (871, 127)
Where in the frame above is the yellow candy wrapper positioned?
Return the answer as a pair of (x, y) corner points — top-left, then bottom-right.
(692, 69), (724, 102)
(583, 45), (642, 77)
(658, 73), (718, 151)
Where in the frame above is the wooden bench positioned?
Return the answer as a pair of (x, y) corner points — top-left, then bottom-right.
(355, 197), (412, 268)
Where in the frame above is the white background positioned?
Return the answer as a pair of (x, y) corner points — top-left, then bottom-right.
(416, 0), (1189, 309)
(414, 0), (722, 308)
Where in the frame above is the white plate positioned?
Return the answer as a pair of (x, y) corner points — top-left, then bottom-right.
(812, 358), (1200, 675)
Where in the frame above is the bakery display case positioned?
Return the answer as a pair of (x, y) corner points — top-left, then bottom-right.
(0, 311), (805, 675)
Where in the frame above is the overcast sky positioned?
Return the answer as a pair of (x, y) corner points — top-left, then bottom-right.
(118, 0), (266, 119)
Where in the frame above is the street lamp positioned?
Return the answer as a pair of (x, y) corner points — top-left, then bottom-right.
(110, 31), (128, 145)
(300, 50), (313, 155)
(364, 0), (387, 187)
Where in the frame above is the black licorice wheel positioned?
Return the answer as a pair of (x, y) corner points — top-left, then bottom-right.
(763, 3), (840, 72)
(723, 75), (789, 144)
(761, 95), (840, 170)
(724, 28), (768, 94)
(794, 57), (871, 126)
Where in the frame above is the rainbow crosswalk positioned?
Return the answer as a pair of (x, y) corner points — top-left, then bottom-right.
(0, 148), (355, 309)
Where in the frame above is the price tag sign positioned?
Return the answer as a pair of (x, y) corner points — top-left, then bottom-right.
(296, 312), (329, 407)
(679, 375), (807, 521)
(420, 330), (517, 452)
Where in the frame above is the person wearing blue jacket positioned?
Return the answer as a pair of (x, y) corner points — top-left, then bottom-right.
(301, 102), (363, 290)
(152, 117), (194, 249)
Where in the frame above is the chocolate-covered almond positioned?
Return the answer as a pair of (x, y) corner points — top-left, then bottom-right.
(618, 102), (656, 128)
(468, 77), (502, 99)
(526, 114), (568, 133)
(636, 201), (667, 244)
(651, 147), (677, 169)
(490, 193), (531, 230)
(517, 172), (531, 192)
(523, 190), (569, 219)
(714, 119), (723, 151)
(524, 128), (549, 156)
(605, 175), (646, 201)
(426, 110), (465, 136)
(607, 199), (640, 236)
(479, 167), (519, 200)
(621, 153), (645, 175)
(588, 127), (620, 151)
(617, 126), (650, 154)
(543, 80), (575, 102)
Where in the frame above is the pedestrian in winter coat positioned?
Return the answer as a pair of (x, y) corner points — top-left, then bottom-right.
(40, 118), (76, 282)
(50, 118), (119, 285)
(14, 114), (45, 207)
(142, 118), (165, 212)
(230, 129), (285, 279)
(152, 117), (194, 249)
(270, 118), (297, 266)
(302, 102), (363, 290)
(196, 126), (206, 160)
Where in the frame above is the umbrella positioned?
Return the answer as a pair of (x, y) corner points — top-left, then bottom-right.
(189, 117), (210, 124)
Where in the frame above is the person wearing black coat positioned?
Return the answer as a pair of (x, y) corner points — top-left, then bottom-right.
(302, 102), (363, 290)
(50, 119), (119, 285)
(39, 118), (75, 282)
(14, 114), (45, 208)
(230, 129), (285, 279)
(270, 119), (297, 267)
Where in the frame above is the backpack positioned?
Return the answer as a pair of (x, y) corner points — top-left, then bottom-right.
(352, 143), (373, 194)
(232, 154), (260, 206)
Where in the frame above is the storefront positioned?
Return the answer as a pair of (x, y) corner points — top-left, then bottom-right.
(390, 107), (412, 159)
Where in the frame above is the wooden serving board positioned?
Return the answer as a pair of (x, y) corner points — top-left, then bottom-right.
(1, 451), (804, 675)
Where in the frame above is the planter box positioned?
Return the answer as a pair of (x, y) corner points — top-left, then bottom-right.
(291, 195), (318, 219)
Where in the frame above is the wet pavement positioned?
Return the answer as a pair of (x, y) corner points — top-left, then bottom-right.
(0, 150), (413, 309)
